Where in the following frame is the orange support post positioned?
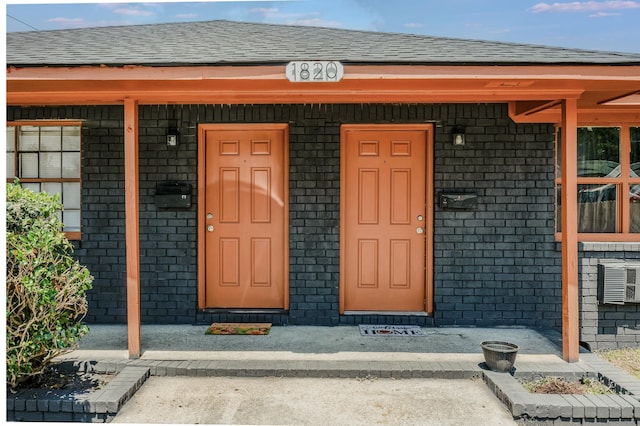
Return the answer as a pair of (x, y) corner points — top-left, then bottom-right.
(124, 99), (141, 358)
(561, 98), (580, 362)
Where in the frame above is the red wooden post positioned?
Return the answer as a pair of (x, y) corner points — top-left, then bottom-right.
(124, 98), (141, 359)
(561, 98), (580, 362)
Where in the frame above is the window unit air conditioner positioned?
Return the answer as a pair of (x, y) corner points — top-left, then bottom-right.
(598, 261), (640, 305)
(625, 264), (640, 303)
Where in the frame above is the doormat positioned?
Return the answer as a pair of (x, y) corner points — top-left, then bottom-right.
(205, 323), (272, 335)
(359, 324), (426, 337)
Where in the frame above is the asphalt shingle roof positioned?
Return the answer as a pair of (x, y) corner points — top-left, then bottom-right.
(7, 20), (640, 67)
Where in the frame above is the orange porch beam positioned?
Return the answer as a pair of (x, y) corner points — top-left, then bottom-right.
(560, 98), (580, 363)
(6, 90), (586, 106)
(124, 98), (141, 359)
(6, 79), (586, 106)
(509, 105), (640, 124)
(8, 63), (640, 107)
(8, 64), (640, 81)
(509, 100), (561, 117)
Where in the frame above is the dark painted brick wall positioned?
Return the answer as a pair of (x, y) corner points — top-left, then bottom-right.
(432, 105), (561, 328)
(8, 103), (638, 346)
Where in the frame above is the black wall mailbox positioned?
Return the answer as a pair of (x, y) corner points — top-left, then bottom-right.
(439, 192), (477, 210)
(155, 181), (192, 209)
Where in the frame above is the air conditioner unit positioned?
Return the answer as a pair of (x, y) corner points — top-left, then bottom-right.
(625, 263), (640, 303)
(598, 261), (640, 305)
(598, 261), (626, 305)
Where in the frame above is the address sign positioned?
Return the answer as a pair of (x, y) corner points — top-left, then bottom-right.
(286, 61), (344, 83)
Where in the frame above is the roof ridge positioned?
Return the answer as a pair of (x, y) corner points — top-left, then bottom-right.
(8, 19), (640, 66)
(8, 18), (638, 56)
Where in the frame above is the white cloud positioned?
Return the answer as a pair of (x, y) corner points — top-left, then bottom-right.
(249, 7), (279, 15)
(47, 17), (87, 26)
(589, 11), (622, 15)
(530, 1), (640, 13)
(250, 7), (311, 20)
(285, 18), (343, 28)
(404, 22), (424, 29)
(175, 13), (198, 19)
(113, 7), (156, 17)
(247, 7), (343, 28)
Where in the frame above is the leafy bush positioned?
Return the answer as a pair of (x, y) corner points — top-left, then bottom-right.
(6, 181), (93, 389)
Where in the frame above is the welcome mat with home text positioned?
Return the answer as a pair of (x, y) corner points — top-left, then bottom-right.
(205, 323), (271, 335)
(359, 324), (427, 336)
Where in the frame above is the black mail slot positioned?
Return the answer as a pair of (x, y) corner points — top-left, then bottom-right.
(439, 192), (477, 210)
(155, 181), (192, 209)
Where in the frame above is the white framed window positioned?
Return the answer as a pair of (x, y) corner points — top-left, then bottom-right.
(6, 122), (82, 240)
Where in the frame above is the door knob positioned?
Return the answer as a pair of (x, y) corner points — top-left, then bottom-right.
(207, 225), (214, 232)
(416, 227), (424, 234)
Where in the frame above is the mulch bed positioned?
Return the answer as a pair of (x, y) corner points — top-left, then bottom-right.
(521, 376), (614, 395)
(7, 365), (113, 394)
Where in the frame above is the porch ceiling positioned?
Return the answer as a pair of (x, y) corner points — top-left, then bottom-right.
(7, 64), (640, 124)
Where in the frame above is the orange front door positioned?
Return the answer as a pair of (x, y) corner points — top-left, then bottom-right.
(202, 125), (288, 309)
(342, 125), (430, 312)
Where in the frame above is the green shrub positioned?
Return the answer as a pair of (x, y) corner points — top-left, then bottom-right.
(6, 181), (93, 389)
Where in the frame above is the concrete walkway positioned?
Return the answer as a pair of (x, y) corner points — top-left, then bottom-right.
(54, 325), (640, 424)
(112, 375), (517, 425)
(60, 324), (566, 362)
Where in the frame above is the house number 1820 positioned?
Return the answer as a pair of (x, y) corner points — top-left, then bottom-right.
(286, 61), (344, 83)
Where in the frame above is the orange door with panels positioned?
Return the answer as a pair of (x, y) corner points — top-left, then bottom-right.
(342, 125), (431, 312)
(202, 125), (288, 309)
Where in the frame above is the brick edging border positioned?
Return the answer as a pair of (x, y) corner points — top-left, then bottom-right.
(483, 354), (640, 424)
(6, 366), (150, 423)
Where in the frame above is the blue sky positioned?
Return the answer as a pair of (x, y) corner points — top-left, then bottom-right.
(5, 0), (640, 53)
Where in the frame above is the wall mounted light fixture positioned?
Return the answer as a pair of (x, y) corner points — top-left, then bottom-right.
(167, 128), (180, 147)
(452, 126), (465, 146)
